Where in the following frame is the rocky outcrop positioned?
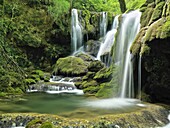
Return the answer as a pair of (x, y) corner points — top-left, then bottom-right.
(131, 0), (170, 103)
(52, 53), (113, 97)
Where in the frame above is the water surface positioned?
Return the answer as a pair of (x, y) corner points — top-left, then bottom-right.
(0, 93), (145, 118)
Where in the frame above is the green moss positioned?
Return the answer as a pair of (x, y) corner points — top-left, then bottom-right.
(130, 28), (147, 55)
(94, 67), (112, 82)
(160, 16), (170, 38)
(82, 80), (98, 88)
(140, 44), (151, 56)
(40, 122), (54, 128)
(53, 56), (88, 76)
(144, 18), (164, 42)
(141, 92), (151, 102)
(83, 86), (100, 94)
(141, 7), (154, 27)
(95, 83), (113, 98)
(32, 70), (45, 80)
(0, 92), (7, 97)
(76, 53), (93, 61)
(82, 72), (95, 81)
(150, 2), (165, 24)
(25, 78), (36, 85)
(26, 119), (42, 128)
(30, 74), (41, 82)
(88, 60), (104, 72)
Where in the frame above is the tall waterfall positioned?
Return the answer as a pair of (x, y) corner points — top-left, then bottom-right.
(71, 9), (83, 54)
(100, 12), (107, 37)
(113, 10), (141, 98)
(97, 15), (119, 66)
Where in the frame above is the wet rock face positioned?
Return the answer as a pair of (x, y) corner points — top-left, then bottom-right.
(142, 39), (170, 104)
(131, 0), (170, 104)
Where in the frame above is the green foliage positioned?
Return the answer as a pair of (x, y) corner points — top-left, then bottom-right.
(0, 67), (26, 93)
(32, 70), (45, 80)
(48, 0), (70, 35)
(73, 0), (121, 14)
(125, 0), (146, 10)
(25, 78), (36, 85)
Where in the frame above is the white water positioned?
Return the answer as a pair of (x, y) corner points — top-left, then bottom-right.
(71, 9), (83, 54)
(86, 98), (144, 109)
(138, 55), (142, 99)
(100, 12), (107, 37)
(97, 15), (119, 66)
(113, 10), (141, 98)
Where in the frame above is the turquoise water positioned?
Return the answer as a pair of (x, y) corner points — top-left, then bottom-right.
(0, 93), (144, 118)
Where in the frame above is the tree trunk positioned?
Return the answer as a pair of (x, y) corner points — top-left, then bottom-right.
(118, 0), (127, 13)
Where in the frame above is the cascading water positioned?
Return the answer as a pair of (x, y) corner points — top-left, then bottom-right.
(113, 10), (141, 98)
(138, 55), (142, 99)
(97, 15), (119, 66)
(71, 9), (83, 54)
(100, 12), (107, 37)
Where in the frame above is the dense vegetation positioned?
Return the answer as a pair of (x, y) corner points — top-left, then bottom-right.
(3, 0), (168, 103)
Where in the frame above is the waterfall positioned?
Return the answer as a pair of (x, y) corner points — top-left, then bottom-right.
(71, 9), (83, 54)
(138, 55), (142, 99)
(113, 10), (141, 98)
(100, 12), (107, 37)
(97, 15), (119, 66)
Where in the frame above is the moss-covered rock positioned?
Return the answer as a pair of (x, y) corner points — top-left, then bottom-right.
(82, 72), (95, 81)
(132, 0), (170, 103)
(40, 122), (54, 128)
(140, 6), (154, 27)
(95, 83), (114, 98)
(82, 80), (98, 88)
(53, 56), (89, 76)
(88, 60), (105, 72)
(85, 39), (101, 56)
(26, 119), (42, 128)
(94, 67), (112, 82)
(76, 53), (94, 62)
(149, 1), (165, 24)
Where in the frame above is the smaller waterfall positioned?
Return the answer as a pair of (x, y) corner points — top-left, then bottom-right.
(100, 12), (107, 37)
(138, 55), (142, 100)
(71, 9), (83, 54)
(97, 15), (119, 66)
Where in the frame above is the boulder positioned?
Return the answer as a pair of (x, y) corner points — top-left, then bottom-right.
(85, 39), (101, 56)
(53, 56), (88, 76)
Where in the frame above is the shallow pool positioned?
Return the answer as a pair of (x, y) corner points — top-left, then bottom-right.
(0, 93), (145, 118)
